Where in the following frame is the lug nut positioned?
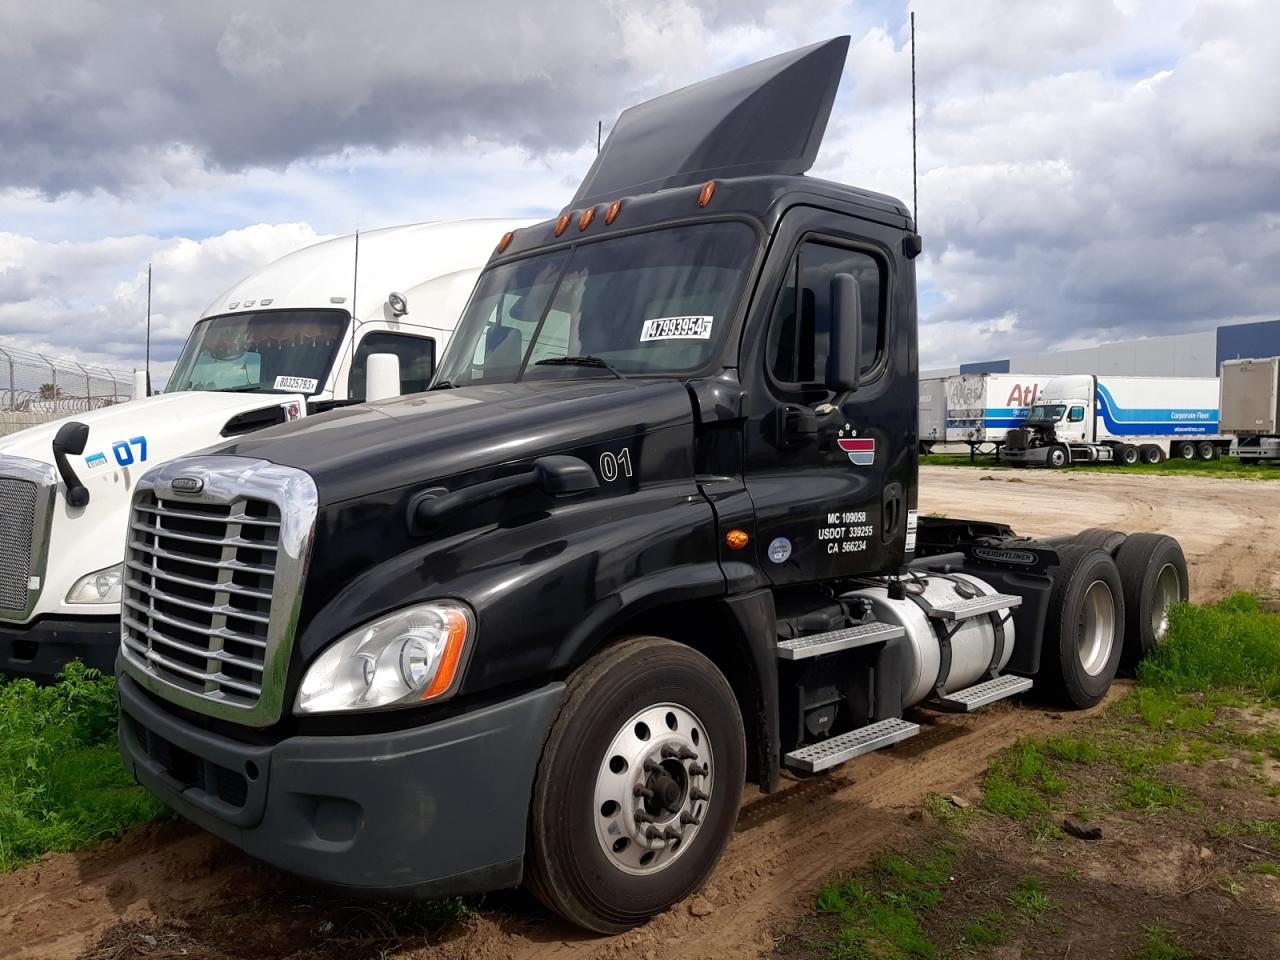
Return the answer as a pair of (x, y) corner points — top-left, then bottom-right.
(645, 826), (663, 841)
(633, 784), (654, 799)
(678, 747), (699, 761)
(644, 759), (661, 773)
(662, 826), (682, 841)
(690, 787), (710, 802)
(680, 812), (701, 826)
(634, 810), (657, 824)
(688, 764), (709, 777)
(660, 745), (679, 759)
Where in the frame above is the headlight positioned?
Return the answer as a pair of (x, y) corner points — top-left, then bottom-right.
(66, 564), (123, 604)
(295, 601), (473, 714)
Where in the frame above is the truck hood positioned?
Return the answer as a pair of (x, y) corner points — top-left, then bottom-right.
(216, 378), (697, 505)
(0, 391), (305, 468)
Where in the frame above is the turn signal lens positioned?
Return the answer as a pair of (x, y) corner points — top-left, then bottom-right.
(698, 180), (716, 208)
(555, 213), (572, 237)
(496, 230), (515, 254)
(578, 206), (596, 231)
(725, 529), (750, 550)
(605, 199), (622, 224)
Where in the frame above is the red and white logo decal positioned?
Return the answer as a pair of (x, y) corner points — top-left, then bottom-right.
(837, 424), (875, 466)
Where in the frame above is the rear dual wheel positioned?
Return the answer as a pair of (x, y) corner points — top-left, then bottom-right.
(1039, 545), (1125, 708)
(1116, 534), (1189, 668)
(526, 636), (745, 933)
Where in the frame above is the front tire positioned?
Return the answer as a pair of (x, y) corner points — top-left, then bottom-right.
(526, 636), (745, 933)
(1048, 445), (1069, 468)
(1040, 545), (1125, 708)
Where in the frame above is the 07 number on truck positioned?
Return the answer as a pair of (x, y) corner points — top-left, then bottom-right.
(115, 40), (1191, 933)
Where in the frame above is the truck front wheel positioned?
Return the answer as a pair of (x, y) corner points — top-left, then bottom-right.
(526, 636), (745, 933)
(1048, 445), (1069, 468)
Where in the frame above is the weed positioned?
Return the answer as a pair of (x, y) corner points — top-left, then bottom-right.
(1135, 922), (1192, 960)
(1139, 594), (1280, 700)
(1123, 775), (1190, 811)
(1008, 877), (1051, 917)
(957, 911), (1005, 948)
(1254, 863), (1280, 877)
(982, 741), (1067, 819)
(0, 662), (166, 872)
(923, 793), (973, 832)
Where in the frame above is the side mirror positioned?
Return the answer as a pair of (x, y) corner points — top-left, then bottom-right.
(365, 353), (402, 402)
(535, 455), (600, 496)
(827, 272), (862, 393)
(52, 421), (91, 508)
(133, 370), (149, 399)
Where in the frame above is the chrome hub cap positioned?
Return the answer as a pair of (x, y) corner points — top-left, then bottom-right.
(593, 702), (712, 876)
(1151, 563), (1181, 641)
(1077, 580), (1117, 676)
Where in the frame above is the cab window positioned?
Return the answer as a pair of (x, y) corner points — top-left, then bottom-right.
(1068, 406), (1085, 423)
(766, 241), (884, 389)
(350, 332), (436, 400)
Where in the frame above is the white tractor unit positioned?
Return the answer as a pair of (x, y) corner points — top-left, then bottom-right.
(1000, 374), (1227, 467)
(0, 218), (531, 679)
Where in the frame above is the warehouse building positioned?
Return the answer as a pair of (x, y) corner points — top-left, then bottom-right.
(925, 317), (1280, 379)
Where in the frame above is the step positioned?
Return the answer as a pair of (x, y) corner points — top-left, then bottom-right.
(783, 717), (920, 773)
(922, 592), (1022, 621)
(926, 674), (1033, 713)
(776, 621), (905, 661)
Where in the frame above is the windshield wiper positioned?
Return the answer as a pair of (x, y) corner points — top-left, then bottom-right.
(432, 379), (457, 390)
(533, 355), (624, 380)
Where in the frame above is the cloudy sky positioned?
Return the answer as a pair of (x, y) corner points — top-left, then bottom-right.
(1, 0), (1276, 378)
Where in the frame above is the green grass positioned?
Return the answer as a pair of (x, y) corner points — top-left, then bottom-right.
(1139, 594), (1280, 700)
(921, 452), (1280, 480)
(1008, 877), (1052, 917)
(1134, 922), (1194, 960)
(957, 911), (1006, 948)
(0, 662), (166, 871)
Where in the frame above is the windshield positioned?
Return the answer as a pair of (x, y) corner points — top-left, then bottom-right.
(1026, 404), (1067, 423)
(166, 310), (349, 394)
(434, 222), (757, 386)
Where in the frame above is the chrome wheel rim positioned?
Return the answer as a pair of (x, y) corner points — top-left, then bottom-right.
(593, 702), (712, 876)
(1077, 580), (1117, 676)
(1151, 563), (1181, 641)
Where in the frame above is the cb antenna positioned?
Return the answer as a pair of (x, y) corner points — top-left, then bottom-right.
(910, 11), (918, 226)
(144, 262), (152, 396)
(597, 120), (603, 154)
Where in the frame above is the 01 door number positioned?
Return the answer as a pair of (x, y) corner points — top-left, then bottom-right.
(598, 448), (634, 483)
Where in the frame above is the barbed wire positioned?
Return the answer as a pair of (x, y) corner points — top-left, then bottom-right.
(0, 344), (135, 432)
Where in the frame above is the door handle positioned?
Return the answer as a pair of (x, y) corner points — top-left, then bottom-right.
(882, 482), (903, 542)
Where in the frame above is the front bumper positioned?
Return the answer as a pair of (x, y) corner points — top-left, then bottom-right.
(997, 447), (1047, 465)
(117, 671), (566, 897)
(0, 615), (119, 680)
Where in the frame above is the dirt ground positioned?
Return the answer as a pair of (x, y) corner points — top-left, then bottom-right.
(1, 468), (1275, 960)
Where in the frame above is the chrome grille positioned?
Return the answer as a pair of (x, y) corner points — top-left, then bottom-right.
(119, 456), (317, 727)
(123, 492), (280, 705)
(0, 477), (38, 612)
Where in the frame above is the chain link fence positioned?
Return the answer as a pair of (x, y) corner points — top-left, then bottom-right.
(0, 344), (137, 437)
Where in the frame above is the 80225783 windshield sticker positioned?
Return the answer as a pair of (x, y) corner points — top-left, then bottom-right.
(639, 315), (714, 342)
(273, 375), (319, 393)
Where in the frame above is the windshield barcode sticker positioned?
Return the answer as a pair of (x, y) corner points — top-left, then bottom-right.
(640, 315), (714, 342)
(274, 375), (319, 393)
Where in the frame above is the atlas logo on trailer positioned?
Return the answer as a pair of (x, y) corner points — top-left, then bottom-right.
(836, 424), (875, 465)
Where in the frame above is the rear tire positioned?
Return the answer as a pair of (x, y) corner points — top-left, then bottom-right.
(1117, 444), (1139, 466)
(1072, 527), (1128, 555)
(525, 636), (745, 933)
(1139, 444), (1164, 464)
(1197, 441), (1218, 461)
(1175, 440), (1198, 460)
(1040, 545), (1125, 708)
(1114, 534), (1189, 669)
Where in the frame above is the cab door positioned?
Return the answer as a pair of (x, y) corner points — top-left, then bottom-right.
(738, 206), (917, 586)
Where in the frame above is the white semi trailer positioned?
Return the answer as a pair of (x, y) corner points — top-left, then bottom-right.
(943, 373), (1056, 458)
(1220, 357), (1280, 464)
(0, 218), (532, 679)
(1000, 374), (1227, 467)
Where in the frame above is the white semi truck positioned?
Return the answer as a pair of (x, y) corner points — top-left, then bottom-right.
(1000, 374), (1226, 467)
(0, 218), (531, 679)
(1220, 357), (1280, 464)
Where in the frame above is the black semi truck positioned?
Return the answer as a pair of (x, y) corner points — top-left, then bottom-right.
(116, 39), (1190, 933)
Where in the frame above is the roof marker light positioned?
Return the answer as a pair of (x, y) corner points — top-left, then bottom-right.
(605, 199), (622, 225)
(578, 206), (596, 231)
(497, 230), (515, 254)
(698, 180), (716, 207)
(555, 213), (572, 237)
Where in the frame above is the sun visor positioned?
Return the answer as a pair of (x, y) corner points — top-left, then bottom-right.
(569, 36), (850, 210)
